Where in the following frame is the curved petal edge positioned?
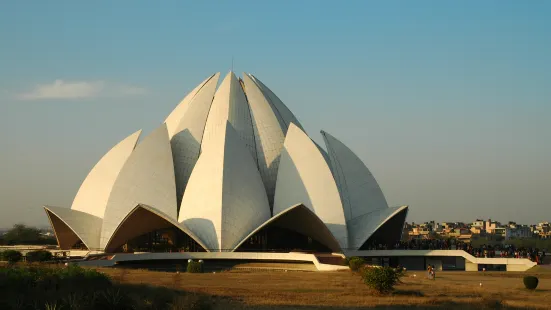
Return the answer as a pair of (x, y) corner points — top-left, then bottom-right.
(347, 205), (409, 250)
(234, 204), (342, 252)
(321, 130), (388, 222)
(274, 123), (348, 248)
(104, 204), (209, 252)
(171, 72), (220, 209)
(44, 205), (102, 251)
(179, 122), (271, 251)
(71, 129), (141, 218)
(165, 73), (219, 139)
(101, 124), (177, 249)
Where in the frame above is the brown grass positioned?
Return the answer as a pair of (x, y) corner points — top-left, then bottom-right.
(97, 267), (551, 309)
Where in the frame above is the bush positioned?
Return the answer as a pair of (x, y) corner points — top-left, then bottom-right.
(1, 250), (23, 263)
(361, 266), (403, 294)
(25, 250), (53, 263)
(0, 265), (215, 309)
(348, 257), (365, 271)
(187, 260), (204, 273)
(523, 276), (539, 290)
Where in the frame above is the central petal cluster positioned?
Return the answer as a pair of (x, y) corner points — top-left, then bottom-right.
(44, 72), (408, 253)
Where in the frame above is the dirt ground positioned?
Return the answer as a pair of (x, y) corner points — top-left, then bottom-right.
(98, 267), (551, 309)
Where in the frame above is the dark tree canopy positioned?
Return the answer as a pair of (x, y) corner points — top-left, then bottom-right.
(0, 224), (57, 245)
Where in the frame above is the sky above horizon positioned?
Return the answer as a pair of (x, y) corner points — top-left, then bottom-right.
(1, 1), (550, 228)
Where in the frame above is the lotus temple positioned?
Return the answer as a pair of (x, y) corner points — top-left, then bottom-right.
(44, 71), (407, 256)
(44, 72), (408, 253)
(44, 71), (536, 271)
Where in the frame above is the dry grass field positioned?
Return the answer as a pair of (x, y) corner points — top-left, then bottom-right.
(97, 267), (551, 309)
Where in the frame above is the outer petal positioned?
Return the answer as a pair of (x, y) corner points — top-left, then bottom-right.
(274, 124), (348, 248)
(201, 71), (257, 163)
(179, 122), (271, 251)
(101, 124), (177, 249)
(171, 73), (220, 209)
(44, 205), (102, 250)
(247, 74), (304, 131)
(104, 204), (208, 252)
(241, 74), (287, 210)
(347, 205), (409, 250)
(321, 131), (388, 222)
(71, 130), (141, 218)
(233, 204), (341, 252)
(165, 73), (219, 139)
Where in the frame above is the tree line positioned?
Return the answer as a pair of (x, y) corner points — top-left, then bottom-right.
(0, 224), (57, 246)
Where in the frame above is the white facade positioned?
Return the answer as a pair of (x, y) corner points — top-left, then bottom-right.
(321, 131), (388, 219)
(202, 71), (257, 162)
(100, 124), (177, 249)
(179, 122), (271, 251)
(165, 73), (217, 139)
(45, 206), (103, 250)
(71, 130), (141, 218)
(274, 124), (348, 249)
(170, 73), (220, 207)
(241, 74), (287, 209)
(44, 71), (407, 253)
(347, 206), (408, 249)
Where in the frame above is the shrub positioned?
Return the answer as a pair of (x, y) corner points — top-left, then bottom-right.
(348, 257), (365, 271)
(26, 250), (53, 263)
(361, 266), (403, 294)
(187, 260), (204, 273)
(342, 257), (350, 266)
(0, 265), (216, 309)
(1, 250), (23, 263)
(523, 276), (539, 290)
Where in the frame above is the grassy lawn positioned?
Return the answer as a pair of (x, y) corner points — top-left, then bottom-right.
(98, 267), (551, 309)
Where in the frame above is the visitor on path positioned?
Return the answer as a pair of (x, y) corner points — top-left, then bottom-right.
(427, 265), (433, 279)
(426, 265), (436, 280)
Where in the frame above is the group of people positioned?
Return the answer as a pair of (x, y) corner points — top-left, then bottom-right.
(364, 240), (547, 264)
(464, 244), (546, 263)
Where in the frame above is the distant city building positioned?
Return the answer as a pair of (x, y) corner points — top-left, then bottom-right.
(505, 225), (532, 240)
(404, 218), (547, 242)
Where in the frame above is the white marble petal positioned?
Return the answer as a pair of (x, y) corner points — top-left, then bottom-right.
(171, 73), (220, 208)
(71, 130), (141, 218)
(347, 206), (409, 249)
(44, 205), (103, 250)
(165, 73), (219, 139)
(101, 124), (177, 250)
(201, 71), (257, 163)
(248, 74), (304, 131)
(321, 130), (388, 221)
(179, 122), (271, 251)
(274, 124), (348, 248)
(241, 74), (286, 210)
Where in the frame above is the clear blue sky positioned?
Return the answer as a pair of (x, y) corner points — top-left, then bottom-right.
(1, 1), (550, 228)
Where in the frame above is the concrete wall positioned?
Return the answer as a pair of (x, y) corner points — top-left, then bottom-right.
(78, 252), (349, 272)
(466, 262), (478, 271)
(398, 257), (424, 270)
(346, 250), (537, 272)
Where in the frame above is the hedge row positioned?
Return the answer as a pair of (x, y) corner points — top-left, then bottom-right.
(0, 265), (212, 309)
(0, 250), (53, 263)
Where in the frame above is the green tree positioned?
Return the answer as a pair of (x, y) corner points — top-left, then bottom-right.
(1, 250), (23, 263)
(26, 250), (53, 263)
(1, 224), (56, 245)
